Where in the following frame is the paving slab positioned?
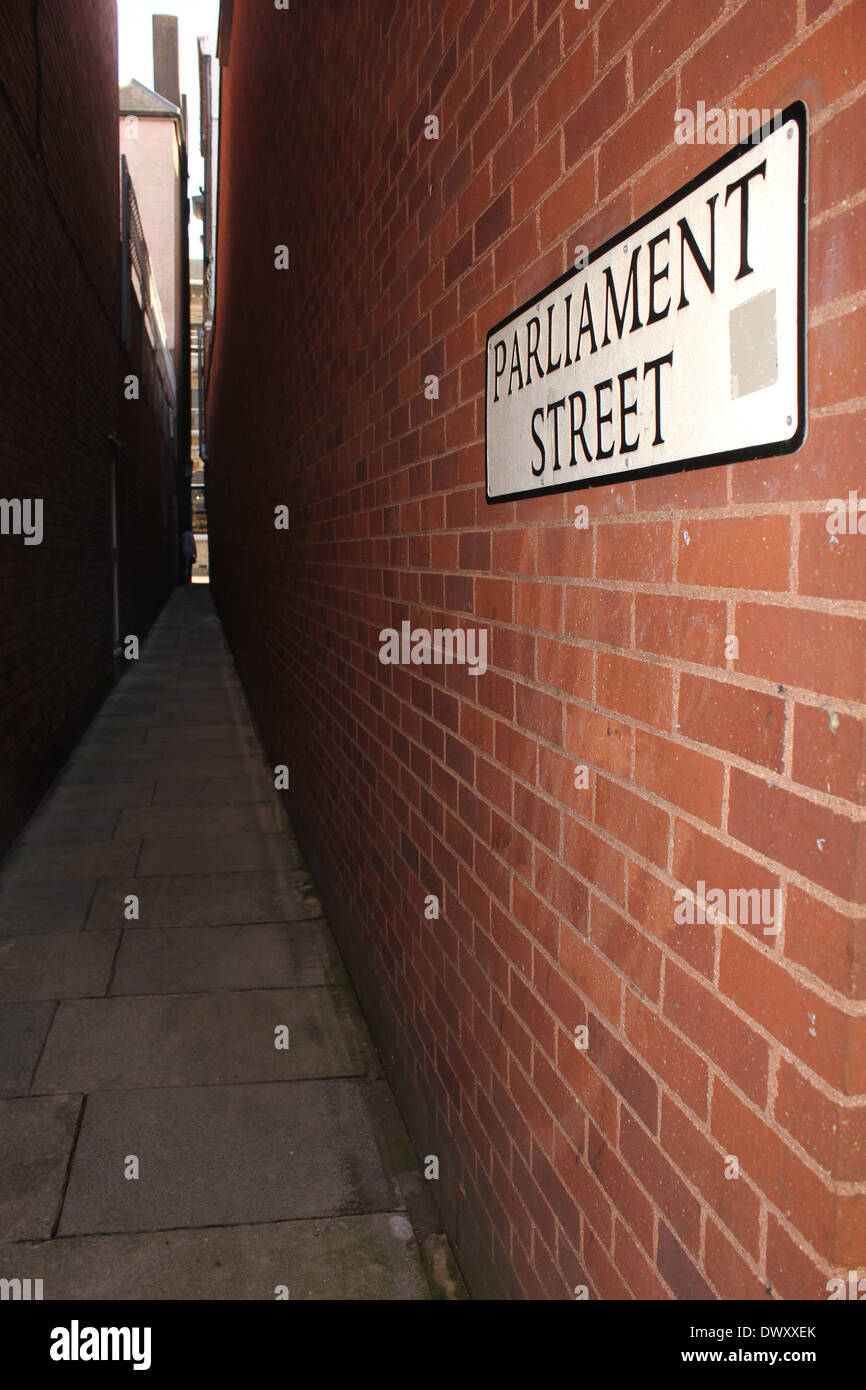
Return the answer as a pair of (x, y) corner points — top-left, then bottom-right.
(0, 842), (140, 883)
(33, 987), (373, 1092)
(114, 803), (283, 841)
(144, 724), (257, 743)
(131, 754), (272, 782)
(109, 922), (345, 995)
(61, 762), (156, 787)
(95, 700), (157, 716)
(0, 932), (119, 1003)
(78, 727), (148, 746)
(0, 1002), (56, 1098)
(86, 870), (321, 929)
(67, 743), (149, 764)
(151, 775), (274, 807)
(20, 808), (120, 845)
(0, 880), (95, 936)
(0, 1094), (82, 1240)
(47, 783), (155, 811)
(58, 1079), (402, 1234)
(163, 704), (252, 724)
(135, 831), (300, 877)
(0, 1212), (428, 1299)
(100, 704), (244, 727)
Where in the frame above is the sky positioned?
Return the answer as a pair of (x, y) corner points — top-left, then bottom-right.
(116, 0), (221, 254)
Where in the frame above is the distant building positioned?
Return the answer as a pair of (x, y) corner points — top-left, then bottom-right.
(189, 257), (207, 534)
(118, 15), (192, 532)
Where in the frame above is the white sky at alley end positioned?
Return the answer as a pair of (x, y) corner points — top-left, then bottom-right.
(116, 0), (221, 256)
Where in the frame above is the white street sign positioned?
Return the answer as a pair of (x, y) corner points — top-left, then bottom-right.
(485, 103), (807, 502)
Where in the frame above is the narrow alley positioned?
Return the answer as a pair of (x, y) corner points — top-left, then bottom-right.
(0, 588), (451, 1299)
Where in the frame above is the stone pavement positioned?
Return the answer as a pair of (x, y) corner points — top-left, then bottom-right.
(0, 586), (460, 1299)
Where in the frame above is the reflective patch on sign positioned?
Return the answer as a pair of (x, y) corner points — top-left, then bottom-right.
(730, 288), (778, 399)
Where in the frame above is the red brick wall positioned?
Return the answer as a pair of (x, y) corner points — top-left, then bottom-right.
(0, 0), (176, 856)
(207, 0), (866, 1299)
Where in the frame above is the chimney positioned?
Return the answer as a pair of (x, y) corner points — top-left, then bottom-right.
(152, 15), (180, 108)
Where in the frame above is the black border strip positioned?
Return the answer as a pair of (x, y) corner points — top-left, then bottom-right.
(484, 100), (808, 504)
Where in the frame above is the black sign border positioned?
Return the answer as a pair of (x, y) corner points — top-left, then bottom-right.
(484, 100), (808, 504)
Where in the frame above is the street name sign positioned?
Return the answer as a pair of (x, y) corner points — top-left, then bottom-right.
(485, 102), (807, 502)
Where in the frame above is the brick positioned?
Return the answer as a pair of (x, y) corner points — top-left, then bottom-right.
(728, 767), (864, 902)
(628, 862), (716, 979)
(792, 702), (865, 807)
(798, 509), (866, 603)
(588, 1012), (659, 1130)
(511, 19), (560, 119)
(810, 199), (866, 311)
(733, 411), (866, 507)
(635, 464), (727, 512)
(598, 0), (652, 70)
(736, 603), (866, 704)
(587, 1121), (655, 1253)
(564, 586), (632, 647)
(515, 580), (562, 631)
(811, 91), (866, 215)
(705, 1218), (772, 1301)
(475, 187), (512, 257)
(596, 521), (673, 584)
(539, 157), (595, 247)
(591, 895), (662, 1001)
(510, 969), (557, 1061)
(736, 0), (866, 126)
(534, 848), (589, 931)
(582, 1225), (633, 1299)
(766, 1214), (832, 1301)
(661, 1092), (761, 1255)
(515, 683), (563, 743)
(537, 637), (593, 700)
(784, 885), (866, 1001)
(634, 0), (726, 97)
(811, 302), (866, 409)
(563, 61), (629, 167)
(620, 1109), (701, 1253)
(514, 782), (560, 853)
(596, 776), (670, 868)
(537, 34), (594, 138)
(597, 652), (673, 730)
(560, 924), (623, 1027)
(513, 137), (562, 222)
(672, 820), (781, 947)
(775, 1057), (866, 1182)
(564, 816), (627, 904)
(625, 986), (709, 1119)
(657, 1222), (715, 1299)
(492, 5), (535, 91)
(677, 514), (792, 591)
(719, 929), (865, 1094)
(565, 703), (633, 778)
(614, 1219), (673, 1299)
(550, 1130), (614, 1246)
(677, 671), (785, 772)
(710, 1078), (866, 1266)
(635, 727), (724, 824)
(599, 79), (678, 199)
(557, 1020), (620, 1145)
(664, 960), (770, 1105)
(635, 593), (727, 668)
(680, 0), (798, 112)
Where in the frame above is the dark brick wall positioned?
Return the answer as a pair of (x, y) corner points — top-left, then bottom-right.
(206, 0), (866, 1299)
(0, 0), (176, 856)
